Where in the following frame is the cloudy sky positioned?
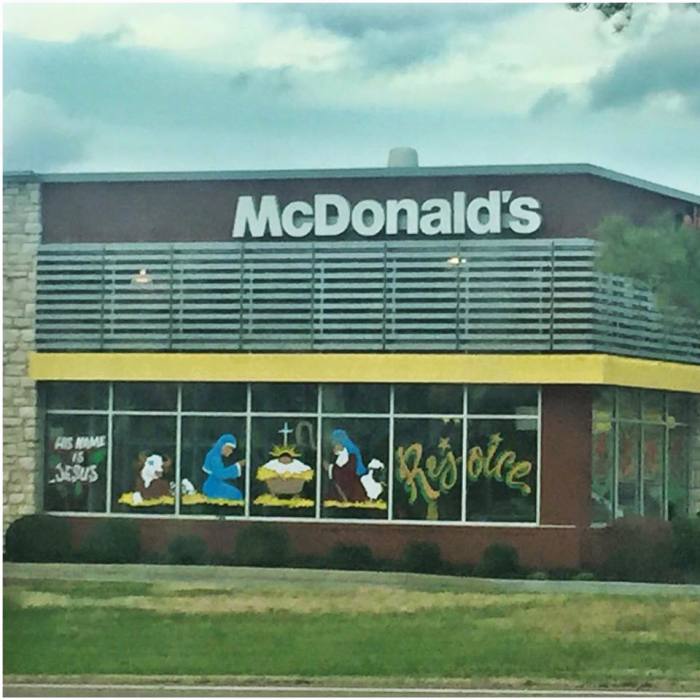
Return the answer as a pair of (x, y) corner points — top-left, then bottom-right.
(4, 2), (700, 194)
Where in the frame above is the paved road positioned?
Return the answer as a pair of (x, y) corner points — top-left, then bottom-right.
(6, 683), (699, 697)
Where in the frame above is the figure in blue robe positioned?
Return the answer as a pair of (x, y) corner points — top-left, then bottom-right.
(202, 433), (244, 500)
(330, 429), (368, 477)
(327, 428), (369, 503)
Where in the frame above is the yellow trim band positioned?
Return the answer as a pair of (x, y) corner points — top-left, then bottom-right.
(27, 352), (700, 393)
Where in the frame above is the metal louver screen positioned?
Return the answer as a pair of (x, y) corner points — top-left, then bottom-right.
(36, 238), (700, 363)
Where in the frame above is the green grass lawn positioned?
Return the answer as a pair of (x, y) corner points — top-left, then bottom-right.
(4, 566), (700, 691)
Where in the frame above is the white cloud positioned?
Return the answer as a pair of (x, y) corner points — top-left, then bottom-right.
(4, 3), (349, 73)
(3, 4), (130, 43)
(4, 90), (93, 170)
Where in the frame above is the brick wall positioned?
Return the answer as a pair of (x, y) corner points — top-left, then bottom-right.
(3, 180), (40, 532)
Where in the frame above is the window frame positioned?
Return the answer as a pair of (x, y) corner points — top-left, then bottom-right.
(42, 381), (543, 527)
(592, 387), (691, 524)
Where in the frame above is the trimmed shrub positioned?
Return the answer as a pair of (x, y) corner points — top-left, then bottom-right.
(4, 514), (73, 562)
(671, 517), (700, 571)
(234, 523), (290, 567)
(167, 534), (209, 565)
(326, 543), (375, 571)
(289, 553), (328, 570)
(548, 567), (577, 581)
(474, 543), (520, 578)
(599, 516), (673, 582)
(572, 571), (596, 581)
(79, 519), (141, 564)
(454, 562), (475, 577)
(400, 541), (443, 574)
(527, 570), (549, 580)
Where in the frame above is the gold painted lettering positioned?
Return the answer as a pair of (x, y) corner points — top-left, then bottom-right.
(505, 460), (533, 495)
(467, 446), (483, 481)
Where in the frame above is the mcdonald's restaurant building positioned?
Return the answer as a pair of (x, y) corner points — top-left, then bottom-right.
(4, 159), (700, 569)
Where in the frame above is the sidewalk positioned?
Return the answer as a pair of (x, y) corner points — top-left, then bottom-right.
(5, 562), (700, 596)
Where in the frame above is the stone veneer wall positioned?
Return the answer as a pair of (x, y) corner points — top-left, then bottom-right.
(689, 394), (700, 518)
(3, 179), (41, 532)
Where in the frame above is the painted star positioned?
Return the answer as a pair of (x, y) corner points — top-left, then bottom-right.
(438, 437), (451, 451)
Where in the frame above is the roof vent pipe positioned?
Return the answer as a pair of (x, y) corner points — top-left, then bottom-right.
(387, 147), (419, 168)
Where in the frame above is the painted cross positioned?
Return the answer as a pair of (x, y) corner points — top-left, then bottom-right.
(278, 422), (293, 445)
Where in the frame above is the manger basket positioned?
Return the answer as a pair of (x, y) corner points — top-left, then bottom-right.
(265, 477), (306, 496)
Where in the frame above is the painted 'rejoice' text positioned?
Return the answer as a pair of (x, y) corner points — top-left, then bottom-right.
(232, 192), (542, 238)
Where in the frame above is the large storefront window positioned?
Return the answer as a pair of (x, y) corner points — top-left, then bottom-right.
(41, 381), (548, 524)
(591, 388), (692, 522)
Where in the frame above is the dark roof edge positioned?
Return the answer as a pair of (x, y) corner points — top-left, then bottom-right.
(4, 163), (700, 205)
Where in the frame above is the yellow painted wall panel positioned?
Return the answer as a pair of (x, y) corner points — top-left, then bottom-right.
(27, 352), (700, 393)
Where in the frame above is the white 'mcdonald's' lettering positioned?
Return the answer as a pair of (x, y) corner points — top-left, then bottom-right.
(232, 190), (542, 238)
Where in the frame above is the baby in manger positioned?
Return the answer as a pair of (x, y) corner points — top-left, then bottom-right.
(257, 444), (314, 497)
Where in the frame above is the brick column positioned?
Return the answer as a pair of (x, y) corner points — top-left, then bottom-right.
(3, 179), (41, 532)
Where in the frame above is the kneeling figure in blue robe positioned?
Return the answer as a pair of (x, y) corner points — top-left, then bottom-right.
(202, 433), (246, 500)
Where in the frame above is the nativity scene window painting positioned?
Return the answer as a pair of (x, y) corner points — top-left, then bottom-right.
(42, 381), (554, 524)
(250, 417), (316, 517)
(178, 416), (247, 514)
(113, 415), (177, 513)
(321, 418), (389, 519)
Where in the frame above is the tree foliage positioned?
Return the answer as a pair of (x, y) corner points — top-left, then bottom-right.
(596, 213), (700, 318)
(568, 3), (700, 31)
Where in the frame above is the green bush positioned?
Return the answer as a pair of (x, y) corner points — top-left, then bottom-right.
(454, 562), (475, 577)
(79, 519), (141, 564)
(572, 571), (596, 581)
(671, 517), (700, 571)
(527, 570), (549, 580)
(234, 523), (290, 567)
(474, 543), (520, 578)
(4, 514), (73, 562)
(326, 543), (375, 571)
(548, 567), (577, 581)
(400, 541), (443, 574)
(167, 534), (209, 565)
(289, 553), (327, 570)
(599, 516), (673, 582)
